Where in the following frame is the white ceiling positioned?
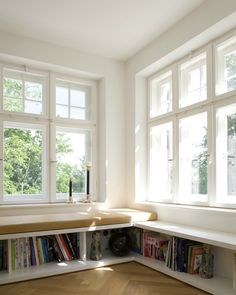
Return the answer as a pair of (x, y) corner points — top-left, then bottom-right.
(0, 0), (205, 61)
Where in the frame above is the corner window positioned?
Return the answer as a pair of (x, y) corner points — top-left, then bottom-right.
(145, 31), (236, 208)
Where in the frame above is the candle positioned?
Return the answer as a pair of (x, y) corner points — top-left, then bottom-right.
(86, 162), (92, 196)
(86, 168), (90, 195)
(69, 177), (72, 199)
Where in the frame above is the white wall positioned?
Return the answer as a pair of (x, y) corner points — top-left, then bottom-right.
(125, 0), (236, 234)
(0, 30), (126, 211)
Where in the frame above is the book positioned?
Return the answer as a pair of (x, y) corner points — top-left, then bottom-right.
(176, 238), (189, 272)
(233, 253), (236, 290)
(37, 237), (45, 264)
(11, 239), (16, 270)
(30, 237), (36, 265)
(55, 235), (68, 261)
(64, 234), (76, 259)
(0, 241), (3, 270)
(189, 245), (204, 274)
(32, 237), (39, 265)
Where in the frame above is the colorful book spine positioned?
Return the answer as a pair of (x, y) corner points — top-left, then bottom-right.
(32, 237), (39, 265)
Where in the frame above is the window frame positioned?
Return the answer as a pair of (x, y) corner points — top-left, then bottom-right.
(0, 64), (97, 205)
(146, 37), (236, 209)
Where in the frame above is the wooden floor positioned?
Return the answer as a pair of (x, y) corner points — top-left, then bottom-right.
(0, 262), (210, 295)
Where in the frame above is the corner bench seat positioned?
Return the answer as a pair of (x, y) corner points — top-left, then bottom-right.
(0, 208), (157, 235)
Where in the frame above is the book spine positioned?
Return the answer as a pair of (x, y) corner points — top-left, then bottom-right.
(25, 238), (30, 268)
(11, 239), (16, 271)
(37, 238), (44, 264)
(55, 235), (68, 261)
(2, 240), (8, 271)
(30, 237), (36, 266)
(64, 234), (76, 259)
(52, 237), (64, 262)
(59, 235), (72, 261)
(233, 252), (236, 290)
(0, 241), (3, 271)
(32, 237), (39, 265)
(41, 238), (48, 263)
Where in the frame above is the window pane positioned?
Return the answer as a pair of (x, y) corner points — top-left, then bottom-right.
(3, 78), (23, 99)
(3, 124), (44, 201)
(56, 82), (91, 120)
(25, 81), (42, 101)
(70, 107), (85, 120)
(216, 36), (236, 95)
(56, 128), (91, 200)
(56, 105), (68, 118)
(3, 70), (45, 115)
(179, 112), (207, 202)
(56, 86), (68, 105)
(149, 122), (173, 201)
(216, 104), (236, 203)
(25, 100), (42, 114)
(3, 78), (23, 112)
(3, 98), (23, 112)
(150, 71), (172, 118)
(71, 89), (85, 107)
(179, 53), (206, 108)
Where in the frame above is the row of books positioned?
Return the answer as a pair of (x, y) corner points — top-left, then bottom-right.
(11, 233), (80, 270)
(143, 231), (210, 275)
(143, 231), (168, 261)
(165, 237), (205, 274)
(0, 240), (8, 271)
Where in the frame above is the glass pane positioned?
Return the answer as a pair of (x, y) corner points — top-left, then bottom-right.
(179, 53), (207, 108)
(216, 36), (236, 95)
(179, 112), (207, 202)
(216, 104), (236, 202)
(25, 81), (42, 101)
(56, 105), (68, 118)
(3, 78), (23, 99)
(70, 107), (85, 120)
(56, 129), (91, 199)
(25, 100), (42, 114)
(149, 122), (173, 201)
(56, 86), (68, 105)
(71, 89), (85, 107)
(3, 97), (23, 112)
(150, 71), (172, 118)
(227, 113), (236, 195)
(3, 125), (43, 198)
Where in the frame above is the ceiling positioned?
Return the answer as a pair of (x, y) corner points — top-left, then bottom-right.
(0, 0), (205, 61)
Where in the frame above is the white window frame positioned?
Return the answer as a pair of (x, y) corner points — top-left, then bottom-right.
(0, 117), (49, 204)
(179, 52), (207, 109)
(1, 65), (48, 118)
(149, 69), (173, 119)
(0, 64), (97, 205)
(148, 117), (175, 203)
(146, 37), (236, 209)
(215, 29), (236, 99)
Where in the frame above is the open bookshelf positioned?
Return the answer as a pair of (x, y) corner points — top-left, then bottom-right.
(0, 219), (236, 295)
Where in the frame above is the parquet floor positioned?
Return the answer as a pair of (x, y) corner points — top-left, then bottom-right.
(0, 262), (210, 295)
